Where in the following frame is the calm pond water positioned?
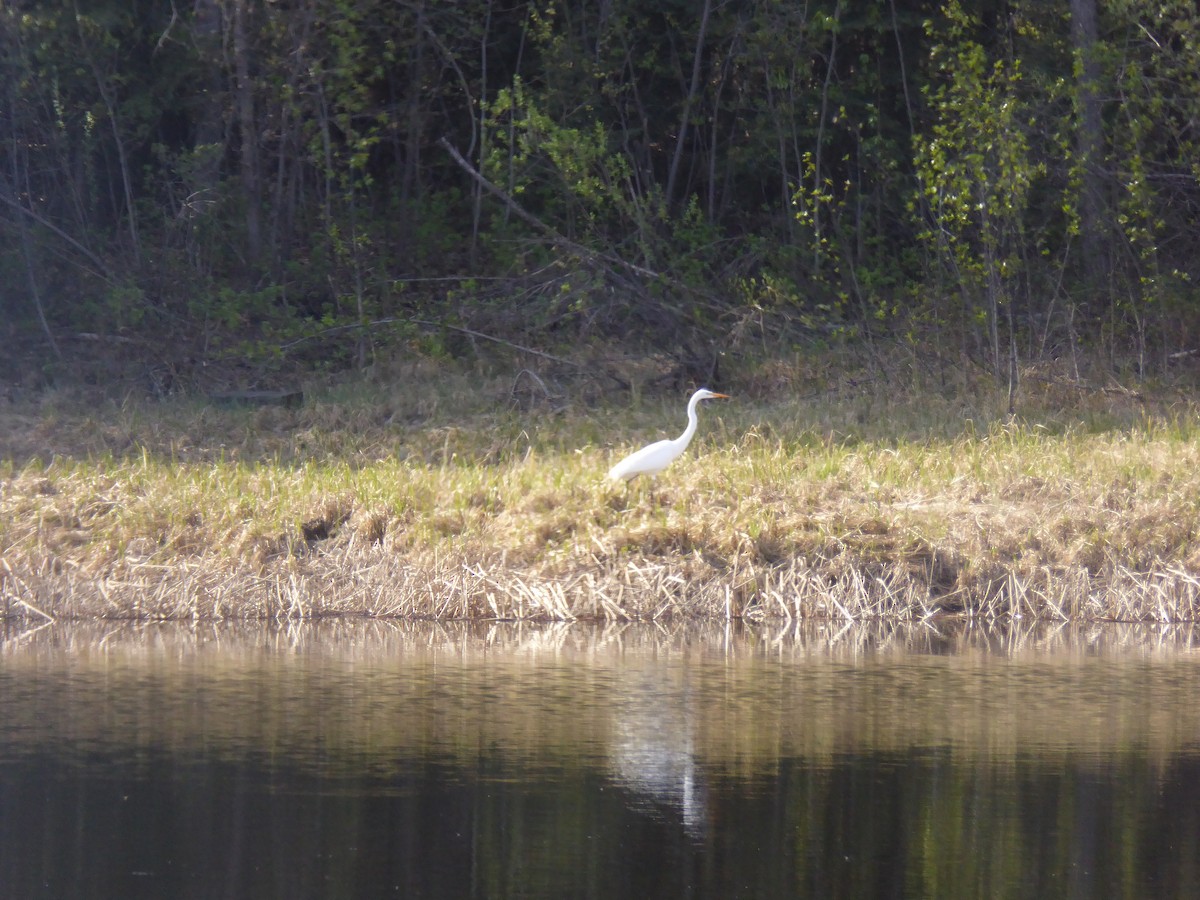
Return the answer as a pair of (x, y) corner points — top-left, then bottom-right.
(2, 618), (1200, 899)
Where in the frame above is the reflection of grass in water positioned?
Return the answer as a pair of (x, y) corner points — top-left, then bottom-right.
(3, 619), (1200, 771)
(7, 619), (1194, 897)
(3, 362), (1200, 621)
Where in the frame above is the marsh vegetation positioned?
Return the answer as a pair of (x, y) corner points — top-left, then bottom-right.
(4, 351), (1200, 623)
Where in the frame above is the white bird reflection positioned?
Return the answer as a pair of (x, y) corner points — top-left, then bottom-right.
(607, 675), (710, 841)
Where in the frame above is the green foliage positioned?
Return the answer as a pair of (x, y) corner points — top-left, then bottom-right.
(1102, 1), (1200, 335)
(483, 77), (657, 251)
(4, 0), (1200, 375)
(914, 0), (1050, 370)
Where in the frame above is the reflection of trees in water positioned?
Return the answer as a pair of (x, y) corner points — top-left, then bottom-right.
(6, 619), (1200, 896)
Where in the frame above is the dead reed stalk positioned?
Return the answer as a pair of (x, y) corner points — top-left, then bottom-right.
(7, 546), (1200, 624)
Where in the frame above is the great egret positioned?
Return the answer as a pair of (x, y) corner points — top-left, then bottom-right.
(607, 388), (730, 482)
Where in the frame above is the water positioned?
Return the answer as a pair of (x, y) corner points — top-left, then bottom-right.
(2, 619), (1200, 899)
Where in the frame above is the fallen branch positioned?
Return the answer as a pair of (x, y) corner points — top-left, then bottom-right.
(275, 315), (632, 388)
(1023, 372), (1146, 402)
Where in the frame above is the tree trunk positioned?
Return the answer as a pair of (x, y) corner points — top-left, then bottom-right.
(812, 1), (842, 274)
(232, 0), (261, 261)
(666, 0), (712, 209)
(1070, 0), (1106, 295)
(75, 3), (140, 266)
(6, 128), (62, 361)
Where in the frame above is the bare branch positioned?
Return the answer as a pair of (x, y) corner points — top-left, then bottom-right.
(0, 180), (114, 282)
(154, 1), (180, 55)
(435, 137), (660, 281)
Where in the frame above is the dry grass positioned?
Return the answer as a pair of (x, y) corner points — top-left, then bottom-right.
(4, 353), (1200, 622)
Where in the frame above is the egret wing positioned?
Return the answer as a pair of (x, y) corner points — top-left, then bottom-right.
(607, 438), (676, 481)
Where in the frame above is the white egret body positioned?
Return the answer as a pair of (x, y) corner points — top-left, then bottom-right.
(607, 388), (730, 482)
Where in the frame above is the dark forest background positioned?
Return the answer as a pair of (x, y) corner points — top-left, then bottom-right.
(3, 0), (1199, 391)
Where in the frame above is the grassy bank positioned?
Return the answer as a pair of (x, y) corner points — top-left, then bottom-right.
(4, 355), (1200, 622)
